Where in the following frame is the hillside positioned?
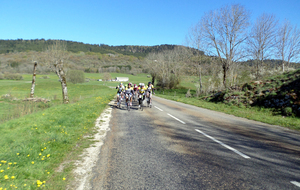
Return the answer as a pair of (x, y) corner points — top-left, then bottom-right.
(0, 39), (181, 58)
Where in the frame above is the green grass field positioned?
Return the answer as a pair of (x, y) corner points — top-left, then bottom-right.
(0, 72), (155, 189)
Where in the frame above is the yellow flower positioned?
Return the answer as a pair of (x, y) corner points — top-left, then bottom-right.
(41, 149), (44, 152)
(4, 175), (9, 180)
(41, 158), (44, 161)
(0, 164), (1, 166)
(44, 147), (47, 150)
(0, 170), (4, 172)
(37, 180), (43, 185)
(31, 161), (34, 164)
(17, 153), (20, 156)
(63, 178), (66, 180)
(39, 153), (42, 156)
(43, 181), (46, 183)
(7, 167), (10, 170)
(27, 154), (30, 157)
(11, 176), (15, 179)
(14, 162), (17, 165)
(47, 154), (50, 157)
(24, 184), (27, 186)
(47, 172), (50, 174)
(8, 163), (12, 165)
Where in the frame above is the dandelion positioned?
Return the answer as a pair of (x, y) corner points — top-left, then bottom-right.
(41, 149), (44, 152)
(11, 176), (15, 179)
(17, 153), (19, 156)
(24, 184), (27, 186)
(39, 153), (42, 156)
(31, 161), (34, 164)
(0, 164), (1, 166)
(1, 160), (6, 163)
(44, 147), (47, 150)
(47, 172), (50, 174)
(47, 154), (50, 157)
(14, 162), (17, 165)
(7, 167), (10, 170)
(4, 175), (9, 180)
(8, 163), (12, 165)
(63, 178), (66, 180)
(0, 170), (4, 172)
(27, 154), (30, 157)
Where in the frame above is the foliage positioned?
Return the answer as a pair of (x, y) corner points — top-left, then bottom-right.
(3, 73), (23, 80)
(67, 70), (85, 84)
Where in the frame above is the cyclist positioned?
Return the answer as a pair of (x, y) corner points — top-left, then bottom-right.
(146, 82), (155, 107)
(133, 84), (138, 101)
(116, 83), (124, 107)
(124, 83), (134, 106)
(138, 83), (147, 108)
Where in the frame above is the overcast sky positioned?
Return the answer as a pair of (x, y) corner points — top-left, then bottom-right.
(1, 0), (299, 46)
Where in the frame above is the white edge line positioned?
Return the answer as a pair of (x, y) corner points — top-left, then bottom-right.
(291, 181), (300, 187)
(167, 113), (186, 124)
(154, 106), (163, 111)
(195, 129), (250, 159)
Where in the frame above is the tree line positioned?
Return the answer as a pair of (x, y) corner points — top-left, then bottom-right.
(0, 39), (179, 58)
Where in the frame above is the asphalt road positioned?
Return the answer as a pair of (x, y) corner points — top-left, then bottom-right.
(90, 96), (300, 189)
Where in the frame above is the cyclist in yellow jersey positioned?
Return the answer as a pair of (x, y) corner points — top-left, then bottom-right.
(138, 83), (147, 108)
(124, 83), (134, 106)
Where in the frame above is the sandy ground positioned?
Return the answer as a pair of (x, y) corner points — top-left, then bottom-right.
(70, 101), (114, 190)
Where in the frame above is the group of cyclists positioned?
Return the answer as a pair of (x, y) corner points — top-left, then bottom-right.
(116, 81), (155, 109)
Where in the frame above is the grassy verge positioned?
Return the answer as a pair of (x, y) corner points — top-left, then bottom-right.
(0, 75), (115, 189)
(155, 91), (300, 131)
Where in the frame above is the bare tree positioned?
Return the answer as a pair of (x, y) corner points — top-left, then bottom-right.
(246, 13), (278, 79)
(46, 41), (69, 104)
(145, 47), (192, 89)
(200, 4), (250, 88)
(275, 20), (300, 72)
(186, 22), (206, 93)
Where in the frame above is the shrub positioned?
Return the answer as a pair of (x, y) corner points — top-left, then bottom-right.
(282, 107), (293, 116)
(67, 70), (85, 84)
(3, 73), (23, 80)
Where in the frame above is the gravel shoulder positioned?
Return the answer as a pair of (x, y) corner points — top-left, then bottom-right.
(69, 101), (114, 190)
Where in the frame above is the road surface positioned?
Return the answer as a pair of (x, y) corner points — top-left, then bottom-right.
(90, 96), (300, 189)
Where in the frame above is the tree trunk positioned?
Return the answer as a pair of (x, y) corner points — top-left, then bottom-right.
(55, 61), (69, 104)
(151, 74), (155, 85)
(223, 64), (227, 88)
(282, 60), (285, 72)
(198, 65), (202, 93)
(30, 62), (37, 98)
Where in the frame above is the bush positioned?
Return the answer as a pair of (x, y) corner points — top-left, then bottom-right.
(67, 70), (85, 84)
(3, 73), (23, 80)
(283, 107), (293, 116)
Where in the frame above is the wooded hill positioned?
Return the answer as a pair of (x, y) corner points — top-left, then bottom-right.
(0, 39), (180, 58)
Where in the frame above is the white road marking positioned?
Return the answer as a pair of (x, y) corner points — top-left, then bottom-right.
(195, 129), (251, 159)
(154, 106), (163, 111)
(291, 181), (300, 187)
(167, 113), (186, 124)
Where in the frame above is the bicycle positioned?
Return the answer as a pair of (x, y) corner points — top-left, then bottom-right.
(117, 92), (123, 109)
(146, 92), (152, 108)
(138, 94), (144, 111)
(125, 93), (130, 111)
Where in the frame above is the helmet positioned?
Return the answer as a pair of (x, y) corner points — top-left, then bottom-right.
(141, 83), (145, 87)
(128, 82), (132, 86)
(148, 82), (151, 85)
(119, 82), (123, 86)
